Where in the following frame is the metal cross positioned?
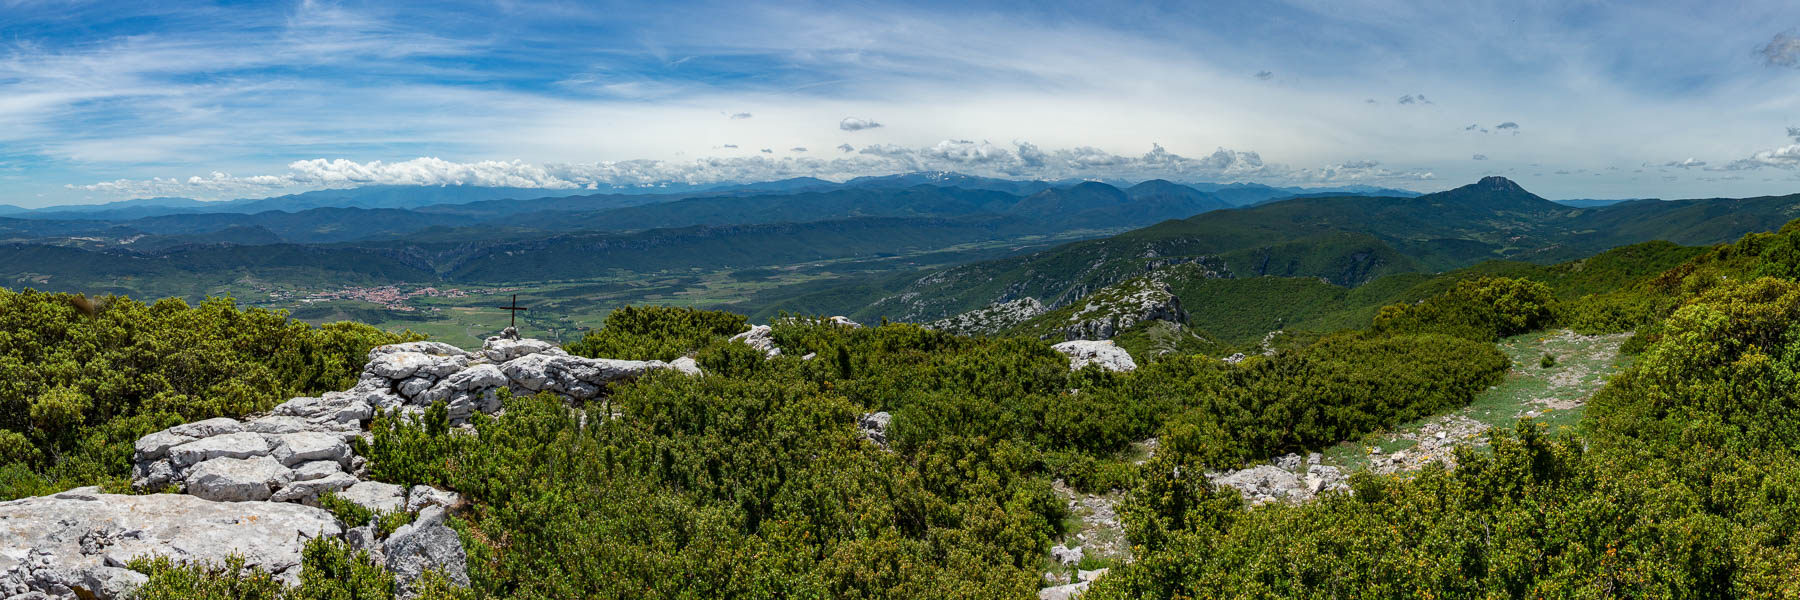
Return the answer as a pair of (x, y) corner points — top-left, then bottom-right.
(496, 294), (528, 328)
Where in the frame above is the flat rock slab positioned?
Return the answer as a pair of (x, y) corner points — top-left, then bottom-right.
(0, 490), (342, 588)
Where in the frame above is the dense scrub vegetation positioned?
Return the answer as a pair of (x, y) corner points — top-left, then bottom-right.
(1088, 223), (1800, 598)
(0, 289), (410, 499)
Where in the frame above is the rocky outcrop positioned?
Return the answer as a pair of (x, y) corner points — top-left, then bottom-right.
(131, 330), (691, 500)
(1051, 340), (1137, 372)
(1056, 276), (1187, 342)
(0, 488), (342, 596)
(0, 329), (707, 600)
(1207, 452), (1349, 505)
(928, 298), (1047, 336)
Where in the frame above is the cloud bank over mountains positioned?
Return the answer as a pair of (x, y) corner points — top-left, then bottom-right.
(71, 142), (1432, 199)
(9, 1), (1800, 205)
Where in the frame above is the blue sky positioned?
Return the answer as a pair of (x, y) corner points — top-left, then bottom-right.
(3, 0), (1800, 207)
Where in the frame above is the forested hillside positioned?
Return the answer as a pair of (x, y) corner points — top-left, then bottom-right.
(845, 177), (1800, 324)
(4, 214), (1798, 598)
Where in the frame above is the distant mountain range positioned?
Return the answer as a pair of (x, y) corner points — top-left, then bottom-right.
(9, 173), (1795, 329)
(6, 173), (1416, 220)
(813, 176), (1800, 323)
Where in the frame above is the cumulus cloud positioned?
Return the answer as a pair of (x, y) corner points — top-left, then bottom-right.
(1664, 157), (1706, 168)
(839, 117), (883, 131)
(790, 146), (807, 152)
(1718, 145), (1800, 170)
(722, 144), (738, 149)
(729, 112), (753, 120)
(68, 141), (1439, 199)
(1397, 94), (1431, 105)
(1254, 70), (1273, 80)
(1762, 32), (1800, 67)
(1472, 154), (1488, 160)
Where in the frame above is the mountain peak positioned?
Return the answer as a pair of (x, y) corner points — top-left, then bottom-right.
(1473, 176), (1526, 193)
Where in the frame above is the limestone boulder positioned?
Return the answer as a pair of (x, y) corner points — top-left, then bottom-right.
(727, 325), (781, 358)
(337, 481), (406, 514)
(382, 506), (470, 599)
(185, 455), (292, 502)
(1051, 340), (1138, 372)
(405, 485), (463, 513)
(268, 432), (353, 468)
(482, 337), (561, 363)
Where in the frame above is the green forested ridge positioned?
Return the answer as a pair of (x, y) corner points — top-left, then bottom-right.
(847, 177), (1795, 324)
(9, 215), (1800, 598)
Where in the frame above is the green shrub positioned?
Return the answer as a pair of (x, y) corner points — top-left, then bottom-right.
(1372, 276), (1557, 341)
(0, 290), (414, 498)
(565, 305), (747, 361)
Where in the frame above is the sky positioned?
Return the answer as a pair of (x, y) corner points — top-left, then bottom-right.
(3, 0), (1800, 207)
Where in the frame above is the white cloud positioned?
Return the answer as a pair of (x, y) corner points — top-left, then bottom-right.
(1762, 32), (1800, 67)
(66, 141), (1439, 199)
(839, 117), (883, 131)
(729, 112), (753, 120)
(837, 143), (854, 152)
(1472, 154), (1488, 160)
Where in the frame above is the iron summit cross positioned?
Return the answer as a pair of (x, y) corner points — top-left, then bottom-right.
(497, 294), (528, 328)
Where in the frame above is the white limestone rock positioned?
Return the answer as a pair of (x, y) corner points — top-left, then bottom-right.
(369, 341), (470, 358)
(382, 506), (470, 598)
(668, 356), (702, 376)
(498, 353), (668, 400)
(0, 491), (341, 593)
(167, 432), (272, 470)
(268, 432), (352, 468)
(405, 485), (463, 513)
(131, 430), (195, 463)
(482, 337), (562, 363)
(366, 351), (437, 380)
(1050, 544), (1084, 566)
(270, 472), (359, 506)
(1038, 580), (1091, 600)
(727, 325), (781, 358)
(337, 481), (406, 514)
(1051, 340), (1138, 372)
(167, 417), (245, 439)
(185, 455), (292, 502)
(859, 412), (893, 448)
